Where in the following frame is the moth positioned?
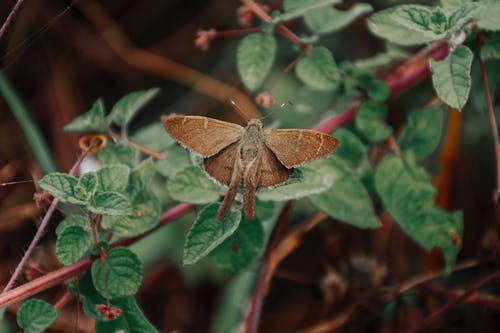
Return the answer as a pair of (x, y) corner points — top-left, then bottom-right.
(162, 115), (339, 220)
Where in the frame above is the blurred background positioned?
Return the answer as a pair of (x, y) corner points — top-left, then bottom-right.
(1, 0), (500, 332)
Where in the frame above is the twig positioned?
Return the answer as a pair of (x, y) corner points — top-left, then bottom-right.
(405, 268), (500, 333)
(478, 32), (500, 206)
(1, 148), (89, 294)
(0, 202), (194, 308)
(0, 0), (26, 41)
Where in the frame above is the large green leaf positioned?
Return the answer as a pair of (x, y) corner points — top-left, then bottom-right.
(88, 191), (132, 216)
(97, 141), (135, 167)
(476, 0), (500, 31)
(355, 101), (392, 142)
(367, 5), (447, 46)
(56, 225), (93, 265)
(183, 203), (242, 265)
(304, 3), (373, 35)
(92, 247), (143, 298)
(155, 144), (191, 177)
(295, 47), (340, 91)
(210, 218), (264, 272)
(237, 33), (276, 91)
(310, 157), (379, 228)
(375, 154), (463, 271)
(431, 45), (473, 110)
(167, 166), (220, 204)
(38, 173), (85, 205)
(398, 107), (443, 159)
(17, 299), (58, 333)
(95, 164), (130, 192)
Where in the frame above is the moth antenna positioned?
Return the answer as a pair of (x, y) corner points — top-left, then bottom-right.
(227, 98), (253, 121)
(0, 180), (34, 186)
(259, 100), (293, 122)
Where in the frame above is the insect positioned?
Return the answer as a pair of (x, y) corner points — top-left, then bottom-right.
(162, 115), (339, 220)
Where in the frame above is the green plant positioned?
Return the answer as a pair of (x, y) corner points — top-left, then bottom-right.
(1, 0), (500, 332)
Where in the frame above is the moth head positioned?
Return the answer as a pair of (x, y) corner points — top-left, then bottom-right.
(246, 118), (263, 128)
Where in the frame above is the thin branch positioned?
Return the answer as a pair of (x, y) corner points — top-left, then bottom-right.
(0, 202), (194, 308)
(1, 149), (89, 294)
(0, 0), (26, 41)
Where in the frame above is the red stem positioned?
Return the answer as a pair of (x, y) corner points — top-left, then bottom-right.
(0, 0), (26, 41)
(0, 202), (194, 308)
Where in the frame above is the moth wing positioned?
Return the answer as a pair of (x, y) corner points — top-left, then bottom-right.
(162, 115), (244, 157)
(259, 146), (293, 188)
(264, 129), (339, 168)
(203, 142), (239, 186)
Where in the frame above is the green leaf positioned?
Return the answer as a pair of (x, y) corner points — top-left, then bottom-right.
(155, 144), (191, 177)
(127, 158), (156, 193)
(476, 0), (500, 31)
(375, 154), (463, 271)
(183, 203), (242, 266)
(132, 122), (175, 152)
(74, 172), (98, 203)
(64, 99), (107, 133)
(257, 165), (333, 201)
(89, 191), (132, 216)
(237, 33), (277, 91)
(367, 5), (446, 46)
(92, 247), (143, 298)
(295, 47), (340, 91)
(304, 3), (373, 35)
(279, 0), (341, 22)
(167, 166), (220, 204)
(441, 0), (470, 14)
(310, 157), (379, 228)
(56, 225), (93, 265)
(210, 219), (264, 273)
(97, 141), (135, 167)
(355, 101), (392, 142)
(38, 173), (85, 204)
(17, 299), (57, 333)
(480, 32), (500, 61)
(331, 129), (371, 179)
(94, 297), (159, 333)
(431, 45), (473, 110)
(95, 164), (130, 192)
(109, 88), (160, 129)
(55, 214), (88, 236)
(447, 3), (479, 31)
(101, 191), (161, 237)
(367, 79), (390, 102)
(398, 107), (443, 159)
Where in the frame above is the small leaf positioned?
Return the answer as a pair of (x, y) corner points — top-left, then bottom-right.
(132, 122), (175, 152)
(101, 191), (161, 238)
(310, 157), (380, 228)
(167, 166), (220, 204)
(355, 101), (392, 142)
(127, 159), (156, 193)
(398, 107), (443, 159)
(476, 0), (500, 31)
(375, 154), (463, 271)
(89, 191), (132, 216)
(17, 299), (58, 333)
(304, 3), (373, 34)
(296, 47), (340, 91)
(447, 3), (479, 31)
(56, 225), (93, 265)
(332, 129), (371, 179)
(258, 165), (333, 201)
(38, 173), (85, 204)
(74, 172), (98, 202)
(92, 247), (143, 298)
(109, 88), (160, 128)
(55, 214), (88, 236)
(431, 45), (473, 110)
(97, 141), (135, 167)
(64, 99), (107, 133)
(480, 32), (500, 61)
(237, 33), (277, 91)
(210, 219), (264, 273)
(279, 0), (341, 22)
(155, 144), (191, 177)
(95, 164), (130, 192)
(367, 79), (390, 102)
(183, 203), (242, 266)
(367, 5), (446, 46)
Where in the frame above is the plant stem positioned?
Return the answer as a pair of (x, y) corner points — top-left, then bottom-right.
(0, 71), (57, 174)
(478, 33), (500, 205)
(0, 202), (194, 308)
(0, 0), (26, 41)
(1, 149), (89, 294)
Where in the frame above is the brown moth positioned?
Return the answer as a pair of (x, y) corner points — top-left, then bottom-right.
(162, 115), (339, 220)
